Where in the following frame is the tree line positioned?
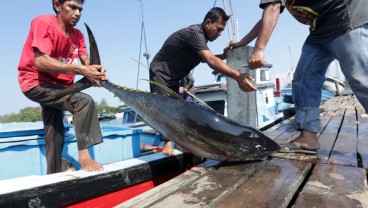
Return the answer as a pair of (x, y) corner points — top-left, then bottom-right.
(0, 99), (122, 123)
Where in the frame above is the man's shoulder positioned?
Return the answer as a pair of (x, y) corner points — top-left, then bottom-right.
(30, 14), (58, 29)
(32, 14), (56, 23)
(175, 24), (204, 38)
(187, 24), (203, 32)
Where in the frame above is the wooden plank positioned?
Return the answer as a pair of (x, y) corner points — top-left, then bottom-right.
(271, 152), (309, 161)
(329, 108), (358, 167)
(273, 97), (350, 162)
(273, 105), (335, 162)
(272, 127), (299, 145)
(312, 109), (345, 164)
(321, 96), (344, 112)
(215, 159), (312, 208)
(270, 116), (322, 161)
(263, 119), (294, 140)
(303, 109), (342, 163)
(116, 160), (220, 208)
(357, 110), (368, 169)
(294, 163), (368, 208)
(126, 161), (269, 208)
(263, 118), (292, 133)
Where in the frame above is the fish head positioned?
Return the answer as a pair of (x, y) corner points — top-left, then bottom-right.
(229, 130), (280, 161)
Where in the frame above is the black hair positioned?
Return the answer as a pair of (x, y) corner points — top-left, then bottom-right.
(52, 0), (85, 13)
(203, 7), (230, 23)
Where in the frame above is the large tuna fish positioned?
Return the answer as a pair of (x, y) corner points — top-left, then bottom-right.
(54, 23), (280, 161)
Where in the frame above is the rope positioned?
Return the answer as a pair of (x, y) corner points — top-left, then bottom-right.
(222, 0), (233, 42)
(228, 0), (236, 40)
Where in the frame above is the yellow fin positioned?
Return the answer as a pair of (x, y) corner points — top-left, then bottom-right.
(141, 79), (180, 99)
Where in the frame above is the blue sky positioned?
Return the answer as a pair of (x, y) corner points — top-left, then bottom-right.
(0, 0), (311, 115)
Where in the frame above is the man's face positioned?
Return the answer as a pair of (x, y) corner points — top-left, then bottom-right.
(55, 0), (83, 27)
(204, 17), (226, 42)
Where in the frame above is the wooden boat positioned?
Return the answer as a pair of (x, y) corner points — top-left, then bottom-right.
(98, 112), (117, 121)
(0, 123), (203, 207)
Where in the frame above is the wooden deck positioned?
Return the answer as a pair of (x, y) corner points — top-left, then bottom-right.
(118, 95), (368, 208)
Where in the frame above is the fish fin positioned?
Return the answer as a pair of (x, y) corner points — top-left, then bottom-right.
(84, 23), (101, 65)
(141, 79), (181, 99)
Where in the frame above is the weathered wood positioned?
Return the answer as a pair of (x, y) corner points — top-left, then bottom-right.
(273, 108), (335, 162)
(116, 160), (221, 208)
(357, 110), (368, 169)
(215, 159), (312, 208)
(294, 163), (368, 208)
(264, 118), (294, 140)
(272, 126), (299, 145)
(303, 110), (337, 162)
(320, 96), (342, 112)
(329, 108), (358, 167)
(263, 117), (291, 133)
(272, 151), (309, 161)
(313, 109), (345, 164)
(122, 161), (269, 208)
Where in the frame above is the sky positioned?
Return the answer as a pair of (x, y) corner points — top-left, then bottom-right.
(0, 0), (313, 115)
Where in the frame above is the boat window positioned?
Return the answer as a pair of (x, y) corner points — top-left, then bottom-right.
(205, 100), (225, 115)
(260, 69), (270, 81)
(123, 111), (138, 123)
(217, 75), (227, 82)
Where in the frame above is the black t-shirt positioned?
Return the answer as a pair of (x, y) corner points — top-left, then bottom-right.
(150, 24), (209, 86)
(260, 0), (368, 44)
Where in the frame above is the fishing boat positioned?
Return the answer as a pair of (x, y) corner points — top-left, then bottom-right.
(97, 112), (117, 121)
(0, 122), (203, 207)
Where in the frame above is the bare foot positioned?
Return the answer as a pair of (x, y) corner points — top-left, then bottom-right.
(288, 129), (320, 151)
(162, 141), (174, 155)
(78, 149), (103, 171)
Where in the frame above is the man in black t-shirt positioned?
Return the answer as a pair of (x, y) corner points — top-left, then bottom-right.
(150, 7), (256, 155)
(231, 0), (368, 154)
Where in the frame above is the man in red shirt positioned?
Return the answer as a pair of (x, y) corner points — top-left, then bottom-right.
(18, 0), (108, 174)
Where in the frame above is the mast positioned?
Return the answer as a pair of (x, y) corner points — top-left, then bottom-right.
(287, 46), (294, 87)
(136, 0), (150, 90)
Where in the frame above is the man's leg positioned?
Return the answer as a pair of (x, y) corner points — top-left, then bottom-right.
(324, 24), (368, 113)
(41, 105), (65, 174)
(289, 43), (335, 150)
(25, 83), (103, 172)
(70, 92), (103, 171)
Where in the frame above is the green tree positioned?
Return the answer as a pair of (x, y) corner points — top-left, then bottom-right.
(0, 98), (122, 123)
(0, 107), (42, 123)
(18, 107), (42, 122)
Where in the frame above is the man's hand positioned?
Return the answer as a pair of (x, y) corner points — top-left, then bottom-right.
(236, 73), (257, 92)
(247, 48), (267, 70)
(81, 65), (109, 87)
(223, 40), (233, 55)
(229, 41), (242, 49)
